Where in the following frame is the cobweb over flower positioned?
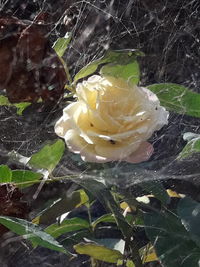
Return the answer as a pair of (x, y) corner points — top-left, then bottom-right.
(55, 75), (169, 163)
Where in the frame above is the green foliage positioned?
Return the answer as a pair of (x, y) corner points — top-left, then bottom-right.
(91, 213), (116, 229)
(177, 132), (200, 160)
(34, 189), (89, 224)
(178, 197), (200, 248)
(74, 50), (142, 84)
(75, 178), (132, 238)
(0, 216), (68, 254)
(0, 165), (12, 183)
(148, 83), (200, 118)
(0, 165), (42, 186)
(61, 230), (92, 247)
(0, 95), (11, 105)
(139, 181), (170, 205)
(94, 238), (125, 252)
(0, 95), (31, 115)
(144, 209), (200, 267)
(126, 259), (136, 267)
(11, 170), (42, 188)
(100, 56), (140, 85)
(14, 102), (32, 115)
(45, 217), (90, 238)
(53, 33), (71, 58)
(74, 242), (123, 263)
(72, 178), (143, 266)
(28, 139), (65, 173)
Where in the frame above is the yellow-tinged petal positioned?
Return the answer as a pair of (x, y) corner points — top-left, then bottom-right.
(55, 75), (169, 163)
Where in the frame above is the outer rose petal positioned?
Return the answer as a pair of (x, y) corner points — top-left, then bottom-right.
(64, 129), (109, 163)
(124, 142), (154, 163)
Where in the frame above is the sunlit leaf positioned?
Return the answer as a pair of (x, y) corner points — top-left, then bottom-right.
(120, 202), (132, 212)
(74, 242), (123, 263)
(91, 238), (125, 254)
(0, 165), (12, 183)
(92, 213), (116, 229)
(166, 189), (182, 198)
(53, 33), (71, 58)
(11, 170), (42, 188)
(74, 50), (142, 83)
(0, 96), (30, 115)
(14, 102), (31, 115)
(45, 217), (90, 238)
(28, 139), (65, 172)
(126, 259), (136, 267)
(147, 83), (200, 118)
(0, 95), (11, 105)
(34, 189), (89, 224)
(177, 133), (200, 160)
(52, 33), (73, 90)
(100, 60), (140, 85)
(140, 244), (158, 263)
(0, 216), (68, 254)
(182, 132), (200, 141)
(143, 252), (158, 263)
(178, 197), (200, 248)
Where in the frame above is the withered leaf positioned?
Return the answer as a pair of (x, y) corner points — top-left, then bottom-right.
(0, 183), (29, 236)
(0, 14), (67, 103)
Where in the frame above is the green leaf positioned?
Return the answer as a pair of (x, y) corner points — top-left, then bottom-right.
(178, 197), (200, 248)
(76, 178), (132, 238)
(144, 210), (200, 267)
(34, 189), (89, 224)
(147, 83), (200, 118)
(45, 217), (90, 238)
(0, 166), (42, 186)
(14, 102), (31, 115)
(0, 95), (30, 115)
(91, 238), (125, 254)
(126, 260), (136, 267)
(72, 178), (143, 266)
(28, 139), (65, 172)
(0, 216), (68, 254)
(61, 229), (91, 247)
(0, 95), (11, 105)
(100, 60), (140, 85)
(0, 165), (12, 183)
(182, 132), (200, 142)
(177, 133), (200, 160)
(92, 214), (116, 229)
(11, 170), (42, 188)
(53, 33), (71, 58)
(139, 244), (158, 264)
(74, 242), (123, 263)
(74, 50), (142, 83)
(139, 181), (170, 205)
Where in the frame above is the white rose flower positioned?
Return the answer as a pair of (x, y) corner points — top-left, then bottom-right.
(55, 75), (169, 163)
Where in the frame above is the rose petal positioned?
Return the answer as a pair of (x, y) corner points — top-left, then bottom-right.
(124, 141), (154, 163)
(64, 129), (109, 163)
(95, 141), (140, 160)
